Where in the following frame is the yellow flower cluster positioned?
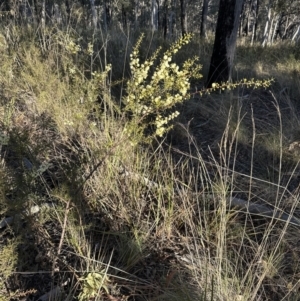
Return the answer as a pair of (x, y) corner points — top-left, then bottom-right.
(91, 64), (111, 82)
(125, 33), (202, 140)
(87, 42), (94, 56)
(65, 39), (81, 54)
(155, 111), (180, 137)
(208, 78), (274, 94)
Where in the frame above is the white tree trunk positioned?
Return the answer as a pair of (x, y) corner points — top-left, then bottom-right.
(134, 0), (139, 29)
(292, 25), (300, 41)
(262, 3), (271, 47)
(151, 0), (158, 31)
(41, 0), (45, 30)
(90, 0), (97, 28)
(270, 14), (279, 44)
(52, 4), (62, 24)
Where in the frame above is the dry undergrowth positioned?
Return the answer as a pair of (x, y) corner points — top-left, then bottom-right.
(1, 25), (300, 301)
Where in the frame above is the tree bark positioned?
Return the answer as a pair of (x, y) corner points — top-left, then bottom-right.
(134, 0), (139, 29)
(200, 0), (209, 39)
(121, 4), (127, 28)
(103, 0), (111, 31)
(243, 0), (254, 36)
(262, 0), (271, 47)
(270, 14), (280, 44)
(168, 0), (176, 39)
(292, 25), (300, 41)
(41, 0), (45, 30)
(207, 0), (244, 87)
(1, 0), (10, 12)
(238, 0), (245, 36)
(180, 0), (187, 36)
(90, 0), (97, 28)
(151, 0), (159, 31)
(64, 0), (70, 24)
(251, 0), (259, 44)
(103, 0), (107, 31)
(162, 1), (168, 39)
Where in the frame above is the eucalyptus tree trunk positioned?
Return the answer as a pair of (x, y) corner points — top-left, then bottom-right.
(243, 0), (254, 36)
(162, 1), (168, 39)
(238, 0), (245, 36)
(157, 0), (162, 32)
(90, 0), (98, 28)
(134, 0), (139, 29)
(282, 17), (293, 39)
(262, 0), (271, 47)
(103, 0), (107, 31)
(51, 3), (62, 24)
(168, 0), (176, 39)
(20, 0), (27, 22)
(180, 0), (187, 36)
(251, 0), (259, 44)
(1, 0), (10, 12)
(292, 25), (300, 41)
(207, 0), (244, 87)
(41, 0), (45, 30)
(270, 14), (280, 44)
(151, 0), (159, 31)
(121, 4), (127, 28)
(168, 10), (175, 38)
(267, 12), (274, 44)
(200, 0), (209, 38)
(63, 0), (70, 24)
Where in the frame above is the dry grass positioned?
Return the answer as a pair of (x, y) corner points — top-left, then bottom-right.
(1, 23), (300, 301)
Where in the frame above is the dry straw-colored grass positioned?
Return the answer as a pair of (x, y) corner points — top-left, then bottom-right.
(1, 23), (300, 301)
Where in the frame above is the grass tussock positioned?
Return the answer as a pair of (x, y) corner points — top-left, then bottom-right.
(1, 23), (300, 301)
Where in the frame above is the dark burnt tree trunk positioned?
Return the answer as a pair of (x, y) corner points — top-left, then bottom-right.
(207, 0), (244, 87)
(180, 0), (187, 36)
(157, 0), (161, 31)
(122, 4), (127, 28)
(162, 1), (168, 40)
(200, 0), (209, 39)
(103, 0), (111, 31)
(1, 0), (10, 11)
(65, 0), (71, 24)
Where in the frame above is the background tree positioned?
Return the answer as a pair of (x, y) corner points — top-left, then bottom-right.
(200, 0), (209, 38)
(180, 0), (187, 36)
(151, 0), (159, 31)
(251, 0), (260, 44)
(207, 0), (244, 87)
(1, 0), (299, 44)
